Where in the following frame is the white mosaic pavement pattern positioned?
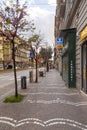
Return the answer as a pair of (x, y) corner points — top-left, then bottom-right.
(0, 117), (87, 130)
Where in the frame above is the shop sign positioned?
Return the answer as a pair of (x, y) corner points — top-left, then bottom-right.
(80, 26), (87, 40)
(56, 44), (63, 49)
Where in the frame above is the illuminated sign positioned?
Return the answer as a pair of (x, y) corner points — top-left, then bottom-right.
(57, 38), (63, 44)
(56, 38), (63, 49)
(80, 26), (87, 40)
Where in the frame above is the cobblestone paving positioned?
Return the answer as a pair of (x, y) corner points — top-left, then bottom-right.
(0, 69), (87, 130)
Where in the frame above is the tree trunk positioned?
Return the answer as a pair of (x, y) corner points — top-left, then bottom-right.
(47, 61), (49, 72)
(12, 40), (18, 97)
(35, 53), (38, 83)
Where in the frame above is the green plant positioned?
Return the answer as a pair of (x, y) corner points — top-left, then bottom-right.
(4, 94), (24, 103)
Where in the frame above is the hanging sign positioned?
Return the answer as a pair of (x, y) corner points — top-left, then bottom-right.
(56, 38), (63, 49)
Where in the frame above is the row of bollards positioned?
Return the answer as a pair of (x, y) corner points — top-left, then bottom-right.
(21, 71), (33, 89)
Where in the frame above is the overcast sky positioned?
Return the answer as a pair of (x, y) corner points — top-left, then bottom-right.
(25, 0), (56, 48)
(4, 0), (56, 48)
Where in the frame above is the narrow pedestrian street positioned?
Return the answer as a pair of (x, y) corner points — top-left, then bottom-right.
(0, 69), (87, 130)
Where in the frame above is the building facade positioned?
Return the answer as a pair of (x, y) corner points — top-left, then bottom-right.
(0, 15), (31, 69)
(54, 0), (66, 73)
(0, 37), (12, 69)
(15, 43), (30, 68)
(0, 36), (31, 69)
(78, 0), (87, 93)
(54, 0), (87, 93)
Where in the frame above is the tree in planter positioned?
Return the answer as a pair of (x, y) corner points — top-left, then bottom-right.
(39, 46), (53, 71)
(0, 0), (34, 97)
(28, 34), (43, 83)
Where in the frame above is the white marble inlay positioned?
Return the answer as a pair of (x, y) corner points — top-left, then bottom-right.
(27, 98), (87, 106)
(46, 84), (64, 86)
(0, 117), (87, 129)
(23, 92), (79, 96)
(28, 86), (67, 89)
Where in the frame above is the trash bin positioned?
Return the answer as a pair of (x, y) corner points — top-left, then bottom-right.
(29, 71), (33, 83)
(39, 71), (43, 77)
(21, 76), (27, 89)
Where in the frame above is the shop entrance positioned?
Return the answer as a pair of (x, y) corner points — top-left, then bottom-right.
(82, 42), (87, 93)
(61, 28), (76, 88)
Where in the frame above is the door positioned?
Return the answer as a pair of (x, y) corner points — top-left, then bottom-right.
(82, 43), (87, 93)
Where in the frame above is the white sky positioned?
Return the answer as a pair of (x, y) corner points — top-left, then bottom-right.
(25, 0), (56, 48)
(4, 0), (56, 48)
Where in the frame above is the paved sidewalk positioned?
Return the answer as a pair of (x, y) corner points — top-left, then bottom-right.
(0, 69), (87, 130)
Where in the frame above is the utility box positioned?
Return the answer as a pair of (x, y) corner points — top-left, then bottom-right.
(21, 76), (27, 89)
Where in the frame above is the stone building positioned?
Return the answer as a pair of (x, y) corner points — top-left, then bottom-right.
(0, 36), (12, 69)
(54, 0), (65, 72)
(15, 42), (30, 68)
(54, 0), (87, 93)
(0, 15), (31, 69)
(0, 36), (30, 69)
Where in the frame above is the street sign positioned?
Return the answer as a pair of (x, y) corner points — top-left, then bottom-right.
(56, 38), (63, 49)
(57, 38), (63, 44)
(30, 51), (34, 58)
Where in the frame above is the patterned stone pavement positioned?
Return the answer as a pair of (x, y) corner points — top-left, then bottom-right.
(0, 69), (87, 130)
